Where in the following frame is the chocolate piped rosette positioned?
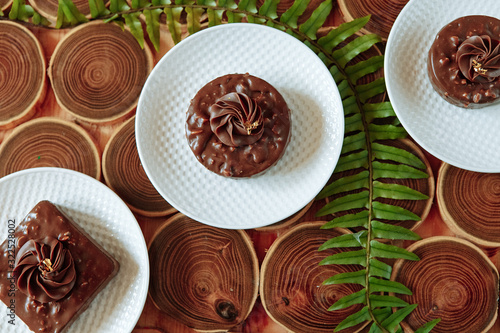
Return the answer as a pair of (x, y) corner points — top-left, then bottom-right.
(186, 73), (291, 178)
(428, 15), (500, 108)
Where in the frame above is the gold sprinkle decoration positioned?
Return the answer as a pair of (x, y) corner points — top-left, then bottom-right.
(472, 59), (488, 75)
(39, 258), (54, 272)
(244, 121), (260, 135)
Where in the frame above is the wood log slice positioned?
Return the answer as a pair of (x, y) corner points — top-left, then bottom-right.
(148, 214), (259, 332)
(48, 21), (153, 124)
(254, 200), (314, 232)
(0, 0), (12, 12)
(323, 138), (434, 231)
(29, 0), (95, 23)
(0, 117), (100, 179)
(0, 21), (46, 129)
(260, 222), (367, 333)
(437, 163), (500, 247)
(338, 0), (409, 40)
(391, 236), (499, 332)
(103, 116), (176, 217)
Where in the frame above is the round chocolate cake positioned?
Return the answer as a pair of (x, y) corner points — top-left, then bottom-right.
(186, 73), (291, 178)
(428, 15), (500, 108)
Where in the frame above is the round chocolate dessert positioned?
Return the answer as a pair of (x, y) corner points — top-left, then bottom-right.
(186, 73), (291, 178)
(428, 15), (500, 108)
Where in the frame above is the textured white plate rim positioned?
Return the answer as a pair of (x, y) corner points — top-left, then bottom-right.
(0, 167), (149, 333)
(136, 23), (343, 229)
(385, 0), (500, 173)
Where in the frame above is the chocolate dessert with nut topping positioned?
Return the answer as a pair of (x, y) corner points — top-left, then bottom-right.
(0, 201), (119, 332)
(186, 73), (291, 178)
(428, 15), (500, 108)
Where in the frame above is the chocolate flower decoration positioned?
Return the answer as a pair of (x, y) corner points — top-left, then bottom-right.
(457, 35), (500, 83)
(209, 92), (264, 147)
(13, 237), (76, 303)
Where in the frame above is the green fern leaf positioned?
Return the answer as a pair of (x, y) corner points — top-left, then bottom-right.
(415, 319), (441, 333)
(109, 0), (130, 12)
(363, 102), (396, 122)
(372, 201), (420, 221)
(320, 211), (369, 229)
(330, 65), (346, 83)
(345, 55), (384, 83)
(372, 161), (428, 179)
(144, 8), (163, 51)
(373, 181), (429, 201)
(185, 6), (205, 34)
(369, 295), (409, 308)
(329, 289), (367, 311)
(219, 0), (240, 23)
(371, 142), (427, 169)
(369, 259), (392, 279)
(198, 0), (222, 26)
(368, 277), (412, 295)
(319, 231), (367, 250)
(279, 0), (310, 29)
(316, 191), (369, 216)
(123, 12), (145, 48)
(318, 15), (370, 53)
(56, 0), (88, 27)
(89, 0), (110, 17)
(356, 78), (386, 103)
(131, 0), (151, 8)
(238, 0), (257, 22)
(345, 113), (364, 133)
(368, 123), (407, 141)
(335, 150), (369, 172)
(371, 220), (421, 240)
(323, 270), (367, 286)
(341, 132), (367, 154)
(9, 0), (34, 21)
(370, 240), (419, 261)
(343, 96), (359, 115)
(317, 170), (369, 199)
(164, 5), (183, 43)
(338, 79), (355, 99)
(258, 0), (279, 24)
(335, 306), (370, 332)
(298, 0), (332, 40)
(380, 304), (418, 332)
(332, 33), (382, 68)
(320, 249), (367, 266)
(33, 12), (51, 25)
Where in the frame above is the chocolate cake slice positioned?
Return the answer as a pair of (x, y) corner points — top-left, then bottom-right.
(0, 201), (119, 332)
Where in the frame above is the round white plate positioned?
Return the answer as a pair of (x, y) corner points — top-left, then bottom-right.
(136, 23), (344, 229)
(385, 0), (500, 172)
(0, 168), (148, 333)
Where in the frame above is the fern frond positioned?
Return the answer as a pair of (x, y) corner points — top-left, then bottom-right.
(298, 0), (331, 40)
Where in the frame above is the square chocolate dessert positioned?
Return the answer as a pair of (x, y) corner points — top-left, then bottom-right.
(0, 201), (119, 332)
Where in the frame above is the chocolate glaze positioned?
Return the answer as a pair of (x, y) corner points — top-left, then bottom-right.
(186, 73), (291, 178)
(428, 15), (500, 108)
(0, 201), (119, 333)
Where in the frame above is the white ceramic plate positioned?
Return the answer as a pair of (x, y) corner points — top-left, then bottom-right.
(385, 0), (500, 172)
(0, 168), (148, 333)
(136, 23), (344, 229)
